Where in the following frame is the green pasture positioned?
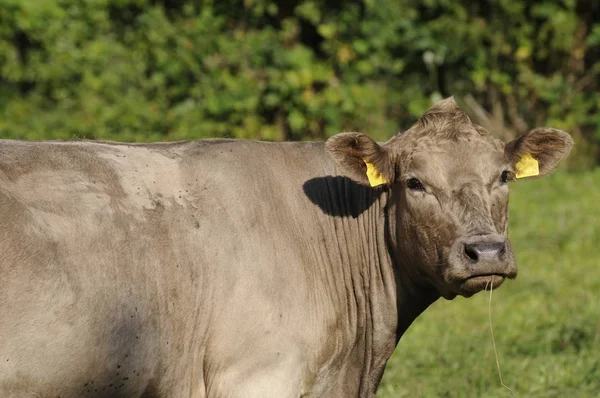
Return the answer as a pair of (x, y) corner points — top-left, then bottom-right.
(379, 169), (600, 397)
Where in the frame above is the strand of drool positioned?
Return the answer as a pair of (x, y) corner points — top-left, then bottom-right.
(488, 276), (515, 396)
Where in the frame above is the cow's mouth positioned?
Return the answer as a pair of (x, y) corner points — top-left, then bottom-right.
(462, 273), (510, 292)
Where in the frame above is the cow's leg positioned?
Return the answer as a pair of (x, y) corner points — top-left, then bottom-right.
(227, 377), (304, 398)
(210, 380), (304, 398)
(206, 362), (309, 398)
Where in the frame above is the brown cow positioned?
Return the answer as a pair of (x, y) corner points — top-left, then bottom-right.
(0, 98), (572, 397)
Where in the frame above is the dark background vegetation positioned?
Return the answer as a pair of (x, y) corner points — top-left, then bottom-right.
(1, 0), (599, 169)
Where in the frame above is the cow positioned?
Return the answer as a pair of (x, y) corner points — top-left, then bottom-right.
(0, 98), (572, 397)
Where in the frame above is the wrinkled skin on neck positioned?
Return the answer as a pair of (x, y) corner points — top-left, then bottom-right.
(302, 175), (440, 395)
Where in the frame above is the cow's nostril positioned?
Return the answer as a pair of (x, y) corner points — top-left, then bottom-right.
(463, 240), (506, 262)
(464, 244), (479, 262)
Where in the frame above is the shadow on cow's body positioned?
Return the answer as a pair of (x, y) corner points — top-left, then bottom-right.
(0, 98), (572, 397)
(303, 176), (385, 218)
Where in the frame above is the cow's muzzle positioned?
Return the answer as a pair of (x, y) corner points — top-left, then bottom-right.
(446, 234), (518, 296)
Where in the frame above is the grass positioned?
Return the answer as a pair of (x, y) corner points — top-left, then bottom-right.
(378, 169), (600, 397)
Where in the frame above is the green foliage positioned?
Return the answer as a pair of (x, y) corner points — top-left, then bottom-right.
(0, 0), (599, 165)
(379, 170), (600, 397)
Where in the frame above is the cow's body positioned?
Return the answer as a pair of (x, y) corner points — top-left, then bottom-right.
(0, 139), (428, 397)
(0, 98), (573, 397)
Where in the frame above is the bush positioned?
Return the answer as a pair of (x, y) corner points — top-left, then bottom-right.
(0, 0), (598, 166)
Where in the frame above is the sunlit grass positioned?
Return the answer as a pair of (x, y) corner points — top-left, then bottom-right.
(379, 170), (600, 397)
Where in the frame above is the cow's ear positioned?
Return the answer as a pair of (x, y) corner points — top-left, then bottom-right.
(326, 132), (393, 187)
(505, 128), (573, 179)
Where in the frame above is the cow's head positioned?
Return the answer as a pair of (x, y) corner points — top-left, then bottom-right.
(326, 97), (573, 299)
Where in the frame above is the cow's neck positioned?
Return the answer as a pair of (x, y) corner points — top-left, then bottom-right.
(313, 177), (439, 391)
(384, 197), (441, 339)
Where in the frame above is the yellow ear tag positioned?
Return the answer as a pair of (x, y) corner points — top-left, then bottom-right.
(515, 153), (539, 179)
(364, 161), (388, 187)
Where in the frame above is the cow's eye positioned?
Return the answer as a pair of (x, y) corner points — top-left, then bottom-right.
(407, 178), (425, 191)
(500, 170), (511, 184)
